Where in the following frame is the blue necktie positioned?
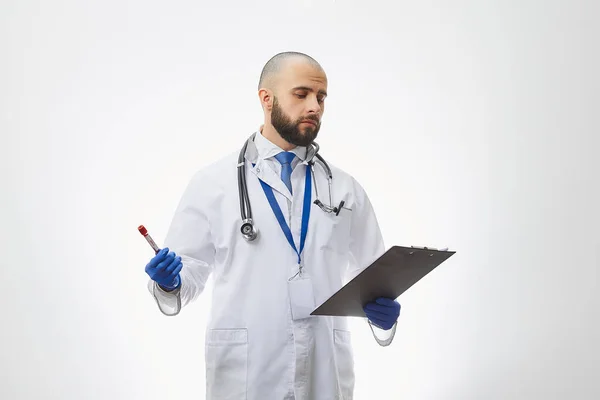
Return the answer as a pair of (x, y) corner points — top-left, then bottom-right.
(274, 151), (296, 194)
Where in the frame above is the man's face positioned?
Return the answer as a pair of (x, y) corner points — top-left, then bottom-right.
(269, 62), (327, 147)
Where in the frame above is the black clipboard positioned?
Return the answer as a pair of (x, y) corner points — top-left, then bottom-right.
(310, 245), (456, 317)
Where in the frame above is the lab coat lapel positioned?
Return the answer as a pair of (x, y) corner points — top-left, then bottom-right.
(250, 159), (293, 201)
(243, 135), (293, 201)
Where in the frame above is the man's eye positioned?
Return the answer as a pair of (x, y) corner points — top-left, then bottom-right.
(296, 94), (306, 98)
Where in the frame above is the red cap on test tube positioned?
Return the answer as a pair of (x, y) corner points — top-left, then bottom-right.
(138, 225), (160, 254)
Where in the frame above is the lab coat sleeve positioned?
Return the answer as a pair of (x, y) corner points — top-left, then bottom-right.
(147, 171), (216, 316)
(346, 177), (398, 346)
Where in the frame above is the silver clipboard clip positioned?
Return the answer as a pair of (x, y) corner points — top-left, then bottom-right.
(410, 245), (449, 251)
(409, 245), (449, 256)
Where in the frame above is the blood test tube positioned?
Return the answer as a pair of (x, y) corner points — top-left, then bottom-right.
(138, 225), (160, 254)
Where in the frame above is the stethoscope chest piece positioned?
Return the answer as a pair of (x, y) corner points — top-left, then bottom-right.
(241, 218), (258, 241)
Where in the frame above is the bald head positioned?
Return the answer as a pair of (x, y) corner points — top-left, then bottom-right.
(257, 52), (328, 150)
(258, 51), (324, 90)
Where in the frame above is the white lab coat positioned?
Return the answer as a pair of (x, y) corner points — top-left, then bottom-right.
(148, 130), (394, 399)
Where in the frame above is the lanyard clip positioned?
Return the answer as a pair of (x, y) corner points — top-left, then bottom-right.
(289, 263), (303, 281)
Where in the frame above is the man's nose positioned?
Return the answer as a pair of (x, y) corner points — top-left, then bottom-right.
(306, 96), (322, 115)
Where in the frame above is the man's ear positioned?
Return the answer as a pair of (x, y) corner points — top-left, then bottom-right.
(258, 88), (273, 110)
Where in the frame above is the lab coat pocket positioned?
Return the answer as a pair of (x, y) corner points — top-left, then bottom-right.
(205, 328), (248, 400)
(333, 329), (355, 399)
(318, 207), (352, 255)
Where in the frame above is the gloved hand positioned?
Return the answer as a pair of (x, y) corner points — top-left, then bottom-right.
(145, 247), (183, 291)
(363, 297), (401, 330)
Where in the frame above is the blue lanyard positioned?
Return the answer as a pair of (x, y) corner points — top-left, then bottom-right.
(257, 164), (312, 265)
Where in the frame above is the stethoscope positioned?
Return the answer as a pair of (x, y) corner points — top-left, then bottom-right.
(237, 132), (345, 241)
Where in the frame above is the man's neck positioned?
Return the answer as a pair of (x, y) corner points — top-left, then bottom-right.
(261, 124), (296, 151)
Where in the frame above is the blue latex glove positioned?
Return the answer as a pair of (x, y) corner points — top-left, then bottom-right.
(145, 247), (183, 291)
(363, 297), (401, 330)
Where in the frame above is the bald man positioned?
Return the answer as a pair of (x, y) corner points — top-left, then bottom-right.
(145, 51), (401, 400)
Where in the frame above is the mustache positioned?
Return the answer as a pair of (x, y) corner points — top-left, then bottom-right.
(300, 116), (319, 123)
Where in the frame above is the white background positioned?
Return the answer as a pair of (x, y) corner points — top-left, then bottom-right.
(1, 0), (599, 399)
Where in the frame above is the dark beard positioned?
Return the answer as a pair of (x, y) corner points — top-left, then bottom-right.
(271, 97), (320, 147)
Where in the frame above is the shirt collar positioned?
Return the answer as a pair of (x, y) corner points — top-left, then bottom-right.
(254, 127), (307, 162)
